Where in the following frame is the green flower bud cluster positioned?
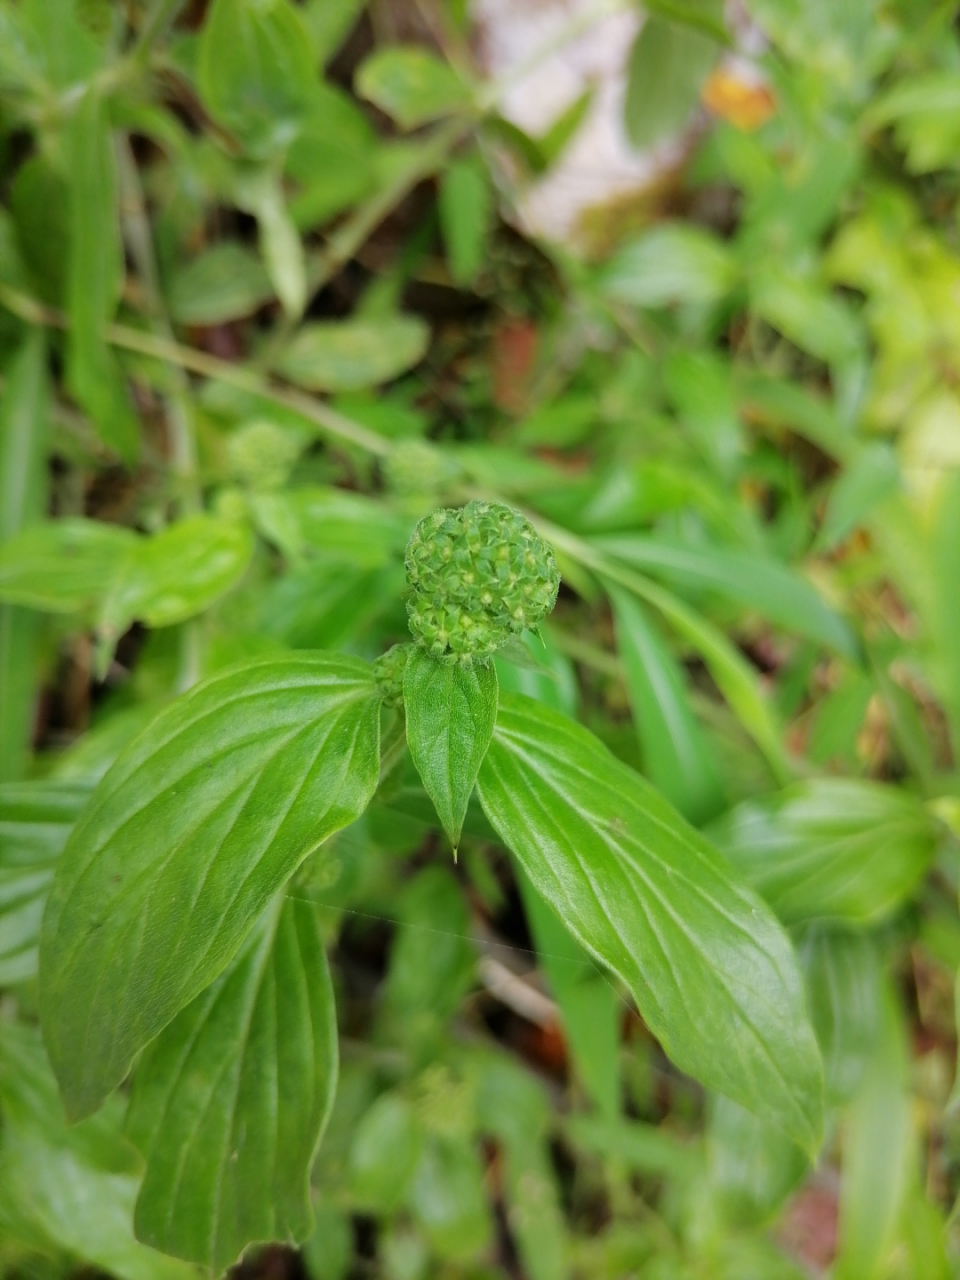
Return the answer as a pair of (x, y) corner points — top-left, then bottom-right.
(227, 420), (304, 491)
(383, 440), (463, 498)
(372, 643), (411, 707)
(405, 501), (559, 666)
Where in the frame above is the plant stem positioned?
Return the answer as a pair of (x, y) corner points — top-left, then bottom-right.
(132, 0), (184, 61)
(0, 284), (392, 459)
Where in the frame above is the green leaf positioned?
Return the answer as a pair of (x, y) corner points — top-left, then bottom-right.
(355, 46), (472, 130)
(301, 0), (365, 65)
(624, 15), (719, 149)
(750, 267), (864, 368)
(403, 649), (498, 852)
(234, 168), (306, 319)
(167, 242), (274, 326)
(250, 486), (407, 567)
(101, 515), (254, 634)
(816, 443), (899, 551)
(65, 91), (139, 462)
(0, 329), (49, 782)
(596, 534), (857, 657)
(661, 349), (744, 479)
(126, 897), (338, 1272)
(0, 780), (90, 984)
(800, 924), (882, 1105)
(286, 84), (377, 229)
(348, 1093), (422, 1212)
(706, 1096), (807, 1228)
(198, 0), (316, 156)
(407, 1134), (492, 1261)
(39, 654), (381, 1120)
(710, 780), (938, 924)
(0, 1023), (193, 1280)
(0, 519), (138, 613)
(10, 156), (69, 305)
(610, 585), (724, 825)
(439, 159), (491, 288)
(274, 317), (430, 391)
(477, 694), (823, 1153)
(598, 224), (739, 309)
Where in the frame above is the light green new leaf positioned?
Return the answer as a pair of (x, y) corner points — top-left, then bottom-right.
(39, 654), (380, 1120)
(0, 329), (49, 782)
(477, 695), (823, 1152)
(355, 46), (472, 130)
(301, 0), (365, 65)
(127, 897), (338, 1273)
(624, 15), (719, 149)
(65, 91), (139, 462)
(404, 649), (498, 852)
(0, 780), (90, 984)
(596, 535), (856, 657)
(0, 518), (138, 613)
(0, 1023), (193, 1280)
(101, 515), (254, 634)
(610, 585), (724, 825)
(275, 317), (430, 391)
(167, 243), (274, 326)
(439, 159), (491, 287)
(198, 0), (315, 156)
(598, 224), (739, 310)
(710, 780), (938, 924)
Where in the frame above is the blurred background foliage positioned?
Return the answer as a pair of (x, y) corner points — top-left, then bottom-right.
(2, 0), (960, 1277)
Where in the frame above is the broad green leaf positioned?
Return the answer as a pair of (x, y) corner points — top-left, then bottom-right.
(250, 486), (407, 567)
(167, 243), (274, 325)
(477, 694), (823, 1152)
(0, 780), (90, 984)
(624, 15), (719, 149)
(800, 925), (882, 1105)
(439, 159), (491, 287)
(0, 329), (49, 782)
(0, 1023), (192, 1280)
(710, 780), (938, 924)
(275, 317), (430, 391)
(596, 534), (857, 657)
(286, 83), (377, 229)
(198, 0), (315, 156)
(610, 585), (724, 825)
(101, 515), (254, 634)
(10, 156), (69, 305)
(65, 91), (139, 461)
(127, 897), (337, 1273)
(39, 654), (381, 1120)
(348, 1093), (421, 1212)
(598, 224), (739, 310)
(404, 649), (498, 852)
(355, 46), (472, 130)
(833, 986), (911, 1280)
(0, 519), (137, 613)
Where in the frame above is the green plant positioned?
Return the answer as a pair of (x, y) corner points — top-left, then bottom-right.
(3, 1), (960, 1279)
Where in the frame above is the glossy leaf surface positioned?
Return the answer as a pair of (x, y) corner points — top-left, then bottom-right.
(476, 694), (823, 1152)
(40, 655), (380, 1120)
(404, 649), (498, 851)
(127, 897), (338, 1273)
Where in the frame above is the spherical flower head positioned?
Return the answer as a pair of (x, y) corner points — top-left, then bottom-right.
(404, 501), (559, 666)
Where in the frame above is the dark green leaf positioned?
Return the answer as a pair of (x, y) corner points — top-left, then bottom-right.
(355, 46), (472, 130)
(127, 897), (338, 1273)
(39, 654), (380, 1120)
(65, 91), (139, 461)
(198, 0), (315, 156)
(624, 16), (719, 149)
(10, 157), (69, 305)
(274, 317), (430, 391)
(477, 694), (823, 1152)
(167, 243), (274, 325)
(610, 585), (724, 824)
(404, 649), (498, 851)
(710, 780), (938, 924)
